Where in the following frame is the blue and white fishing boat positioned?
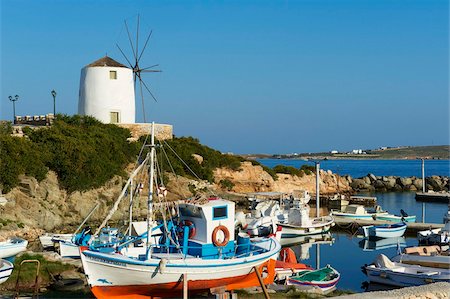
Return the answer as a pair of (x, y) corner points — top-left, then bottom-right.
(0, 238), (28, 259)
(330, 204), (387, 220)
(363, 254), (450, 287)
(361, 222), (407, 239)
(0, 259), (13, 284)
(80, 125), (281, 298)
(375, 209), (416, 222)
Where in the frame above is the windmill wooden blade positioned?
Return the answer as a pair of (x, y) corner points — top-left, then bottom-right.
(142, 64), (160, 71)
(135, 15), (140, 64)
(141, 69), (162, 73)
(138, 30), (153, 63)
(137, 73), (158, 102)
(138, 76), (147, 123)
(116, 44), (134, 69)
(125, 20), (137, 63)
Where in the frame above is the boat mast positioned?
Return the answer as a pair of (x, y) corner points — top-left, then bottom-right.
(129, 178), (133, 237)
(146, 122), (155, 258)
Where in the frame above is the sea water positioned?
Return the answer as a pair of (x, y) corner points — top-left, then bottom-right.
(257, 159), (450, 178)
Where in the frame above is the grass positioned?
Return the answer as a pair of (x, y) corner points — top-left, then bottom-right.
(1, 253), (73, 291)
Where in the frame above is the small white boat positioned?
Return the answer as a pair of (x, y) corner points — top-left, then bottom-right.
(330, 204), (387, 220)
(362, 222), (407, 239)
(39, 233), (73, 249)
(417, 206), (450, 245)
(0, 259), (14, 284)
(392, 245), (450, 269)
(359, 237), (406, 251)
(286, 265), (340, 294)
(0, 238), (28, 259)
(375, 209), (416, 223)
(363, 254), (450, 287)
(278, 196), (334, 238)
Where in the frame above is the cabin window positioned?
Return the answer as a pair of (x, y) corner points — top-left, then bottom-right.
(110, 70), (117, 79)
(179, 206), (203, 218)
(110, 112), (120, 123)
(213, 206), (227, 220)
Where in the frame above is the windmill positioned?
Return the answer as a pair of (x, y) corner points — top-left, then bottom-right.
(116, 15), (161, 123)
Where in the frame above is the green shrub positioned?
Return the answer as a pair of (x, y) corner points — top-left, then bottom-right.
(219, 179), (235, 191)
(273, 165), (303, 176)
(300, 164), (315, 175)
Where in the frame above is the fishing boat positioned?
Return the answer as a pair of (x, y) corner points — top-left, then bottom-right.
(80, 125), (281, 298)
(375, 209), (416, 222)
(363, 254), (450, 287)
(39, 233), (73, 249)
(361, 222), (407, 239)
(359, 237), (406, 251)
(278, 198), (334, 238)
(330, 204), (387, 220)
(417, 205), (450, 245)
(286, 265), (340, 294)
(0, 259), (13, 284)
(0, 238), (28, 259)
(392, 245), (450, 269)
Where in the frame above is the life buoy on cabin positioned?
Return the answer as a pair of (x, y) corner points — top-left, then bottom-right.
(179, 220), (196, 239)
(212, 225), (230, 247)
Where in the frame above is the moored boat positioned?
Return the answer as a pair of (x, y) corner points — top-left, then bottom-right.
(417, 205), (450, 245)
(81, 198), (281, 298)
(286, 265), (340, 294)
(0, 259), (14, 284)
(363, 254), (450, 287)
(330, 204), (386, 220)
(0, 238), (28, 259)
(392, 245), (450, 269)
(39, 233), (73, 249)
(375, 209), (416, 222)
(361, 222), (407, 239)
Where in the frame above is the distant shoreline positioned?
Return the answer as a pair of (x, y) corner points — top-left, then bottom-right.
(240, 145), (450, 161)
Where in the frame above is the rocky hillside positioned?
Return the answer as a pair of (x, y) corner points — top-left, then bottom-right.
(213, 161), (352, 194)
(0, 161), (351, 239)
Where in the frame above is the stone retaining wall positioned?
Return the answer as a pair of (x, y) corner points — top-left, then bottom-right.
(349, 174), (449, 192)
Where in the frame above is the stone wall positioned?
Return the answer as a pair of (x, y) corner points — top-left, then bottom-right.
(350, 173), (449, 192)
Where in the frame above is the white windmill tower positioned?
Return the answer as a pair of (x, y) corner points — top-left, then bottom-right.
(78, 16), (160, 124)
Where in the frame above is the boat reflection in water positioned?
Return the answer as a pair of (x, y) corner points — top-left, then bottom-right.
(358, 237), (406, 252)
(282, 233), (334, 260)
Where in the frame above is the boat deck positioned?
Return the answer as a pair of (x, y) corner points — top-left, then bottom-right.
(332, 218), (444, 235)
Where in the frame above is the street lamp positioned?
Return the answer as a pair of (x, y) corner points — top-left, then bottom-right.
(8, 95), (19, 123)
(51, 90), (57, 117)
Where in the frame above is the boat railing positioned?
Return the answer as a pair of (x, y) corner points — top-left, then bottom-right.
(144, 236), (277, 259)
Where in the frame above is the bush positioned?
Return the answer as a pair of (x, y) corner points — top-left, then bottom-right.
(0, 115), (139, 193)
(300, 164), (315, 175)
(273, 165), (303, 176)
(219, 179), (235, 191)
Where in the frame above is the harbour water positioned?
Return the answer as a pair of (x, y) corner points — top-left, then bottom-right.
(299, 192), (448, 292)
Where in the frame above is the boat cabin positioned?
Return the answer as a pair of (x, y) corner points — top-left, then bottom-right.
(177, 198), (236, 259)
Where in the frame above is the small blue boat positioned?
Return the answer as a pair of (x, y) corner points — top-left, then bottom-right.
(362, 222), (407, 239)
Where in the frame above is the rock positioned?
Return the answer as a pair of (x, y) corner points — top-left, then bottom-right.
(428, 176), (443, 191)
(363, 176), (371, 185)
(192, 154), (204, 164)
(393, 184), (403, 191)
(407, 184), (417, 191)
(413, 179), (424, 190)
(368, 173), (377, 182)
(398, 177), (413, 187)
(373, 180), (387, 191)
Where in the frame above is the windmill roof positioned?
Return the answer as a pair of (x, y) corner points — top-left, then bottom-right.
(86, 56), (129, 68)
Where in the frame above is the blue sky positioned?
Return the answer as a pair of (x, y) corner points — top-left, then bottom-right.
(1, 0), (448, 154)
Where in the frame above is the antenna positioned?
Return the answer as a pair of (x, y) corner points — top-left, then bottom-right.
(116, 14), (161, 123)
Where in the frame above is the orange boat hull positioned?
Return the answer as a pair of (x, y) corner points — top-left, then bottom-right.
(90, 259), (276, 298)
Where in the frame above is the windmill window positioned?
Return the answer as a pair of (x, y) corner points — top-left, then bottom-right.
(110, 71), (117, 80)
(110, 112), (120, 123)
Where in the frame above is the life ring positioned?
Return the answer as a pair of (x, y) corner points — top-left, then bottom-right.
(212, 225), (230, 247)
(179, 220), (196, 239)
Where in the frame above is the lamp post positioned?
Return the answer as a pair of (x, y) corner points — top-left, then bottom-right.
(51, 90), (57, 117)
(315, 161), (320, 218)
(421, 158), (426, 223)
(8, 95), (19, 123)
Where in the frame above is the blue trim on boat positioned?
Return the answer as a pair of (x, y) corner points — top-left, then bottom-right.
(83, 246), (279, 268)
